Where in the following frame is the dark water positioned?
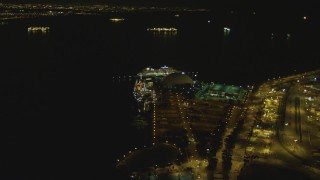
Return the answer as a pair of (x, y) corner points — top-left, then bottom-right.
(0, 11), (320, 179)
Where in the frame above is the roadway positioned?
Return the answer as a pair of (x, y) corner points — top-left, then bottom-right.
(280, 84), (314, 163)
(154, 91), (209, 179)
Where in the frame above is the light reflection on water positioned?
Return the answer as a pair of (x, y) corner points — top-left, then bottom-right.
(150, 30), (178, 38)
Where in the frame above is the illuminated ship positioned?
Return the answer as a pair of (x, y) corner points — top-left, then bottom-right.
(133, 66), (178, 110)
(109, 18), (125, 22)
(146, 28), (177, 32)
(27, 26), (50, 33)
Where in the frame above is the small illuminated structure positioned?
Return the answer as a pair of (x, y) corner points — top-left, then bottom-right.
(224, 27), (231, 36)
(28, 26), (50, 33)
(286, 33), (291, 40)
(147, 28), (177, 32)
(109, 18), (125, 22)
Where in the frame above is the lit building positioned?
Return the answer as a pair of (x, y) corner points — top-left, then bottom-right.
(161, 72), (194, 90)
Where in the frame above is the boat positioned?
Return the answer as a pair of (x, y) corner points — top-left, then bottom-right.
(146, 28), (177, 32)
(109, 18), (125, 22)
(27, 26), (50, 33)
